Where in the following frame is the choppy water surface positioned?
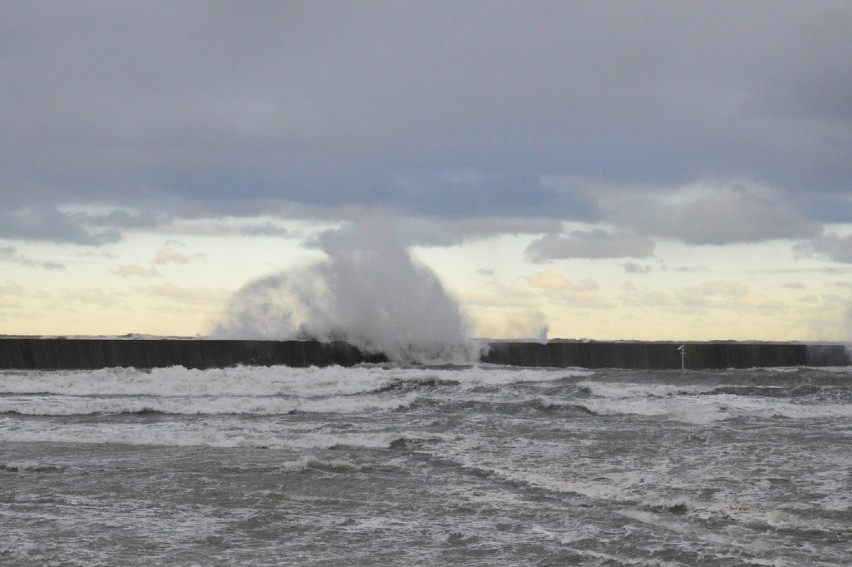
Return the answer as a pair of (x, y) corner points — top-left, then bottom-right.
(1, 364), (850, 565)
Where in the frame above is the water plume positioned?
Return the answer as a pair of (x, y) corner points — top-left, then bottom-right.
(212, 213), (483, 364)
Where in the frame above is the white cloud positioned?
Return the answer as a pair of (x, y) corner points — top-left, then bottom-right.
(526, 269), (613, 308)
(675, 281), (783, 311)
(111, 264), (162, 278)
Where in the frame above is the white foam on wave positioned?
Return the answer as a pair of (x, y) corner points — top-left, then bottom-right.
(471, 365), (593, 385)
(698, 490), (852, 537)
(277, 455), (365, 473)
(0, 391), (419, 416)
(619, 509), (692, 535)
(417, 433), (659, 504)
(0, 460), (66, 473)
(0, 417), (443, 450)
(0, 365), (418, 420)
(575, 381), (852, 424)
(616, 507), (793, 563)
(2, 491), (256, 565)
(0, 365), (392, 398)
(0, 365), (592, 419)
(578, 381), (708, 399)
(0, 364), (589, 399)
(431, 430), (845, 561)
(574, 394), (732, 424)
(530, 522), (601, 545)
(427, 429), (849, 556)
(765, 402), (852, 419)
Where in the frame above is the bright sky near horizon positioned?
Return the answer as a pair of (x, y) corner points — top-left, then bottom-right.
(1, 1), (851, 341)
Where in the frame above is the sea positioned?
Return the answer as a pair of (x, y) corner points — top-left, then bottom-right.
(1, 362), (850, 566)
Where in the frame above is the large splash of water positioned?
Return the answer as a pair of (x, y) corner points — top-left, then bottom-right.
(212, 213), (484, 364)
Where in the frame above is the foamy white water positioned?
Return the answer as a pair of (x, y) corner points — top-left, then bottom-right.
(1, 364), (850, 565)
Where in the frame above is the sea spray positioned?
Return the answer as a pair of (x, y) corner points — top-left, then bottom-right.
(213, 212), (484, 364)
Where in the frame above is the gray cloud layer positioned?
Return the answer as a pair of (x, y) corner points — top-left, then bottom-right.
(0, 208), (121, 246)
(1, 1), (850, 246)
(526, 230), (656, 262)
(0, 246), (64, 270)
(611, 184), (824, 246)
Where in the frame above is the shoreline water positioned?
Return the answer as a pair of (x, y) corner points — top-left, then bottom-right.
(2, 363), (850, 565)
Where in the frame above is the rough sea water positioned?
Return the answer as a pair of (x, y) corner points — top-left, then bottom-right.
(1, 363), (850, 566)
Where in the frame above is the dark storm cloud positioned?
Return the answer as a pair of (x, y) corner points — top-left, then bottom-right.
(789, 193), (852, 225)
(794, 234), (852, 264)
(0, 206), (166, 247)
(0, 208), (121, 246)
(390, 173), (601, 220)
(308, 215), (564, 249)
(407, 217), (564, 247)
(525, 230), (656, 262)
(611, 184), (823, 245)
(1, 1), (850, 241)
(84, 210), (163, 229)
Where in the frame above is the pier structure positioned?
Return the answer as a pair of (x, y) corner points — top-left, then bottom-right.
(0, 338), (848, 370)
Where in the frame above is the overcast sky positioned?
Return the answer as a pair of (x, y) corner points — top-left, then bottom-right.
(1, 1), (851, 341)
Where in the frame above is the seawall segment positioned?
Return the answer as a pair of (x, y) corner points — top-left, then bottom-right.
(0, 338), (848, 370)
(480, 341), (850, 369)
(0, 338), (387, 370)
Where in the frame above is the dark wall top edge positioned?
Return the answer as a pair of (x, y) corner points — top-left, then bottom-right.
(0, 338), (388, 371)
(0, 338), (848, 370)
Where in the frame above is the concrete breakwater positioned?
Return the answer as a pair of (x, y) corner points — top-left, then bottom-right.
(0, 338), (388, 371)
(481, 340), (849, 369)
(0, 337), (848, 370)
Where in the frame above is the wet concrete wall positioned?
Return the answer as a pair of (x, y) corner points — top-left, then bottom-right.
(0, 338), (847, 370)
(480, 341), (850, 369)
(0, 338), (387, 370)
